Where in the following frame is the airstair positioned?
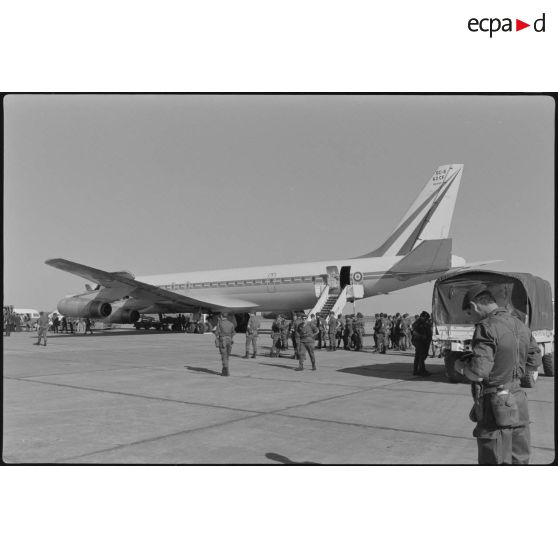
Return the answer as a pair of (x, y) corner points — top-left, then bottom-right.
(307, 285), (350, 320)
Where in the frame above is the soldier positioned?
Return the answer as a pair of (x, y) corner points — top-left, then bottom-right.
(317, 315), (327, 349)
(336, 314), (344, 348)
(279, 315), (289, 350)
(213, 312), (236, 376)
(84, 317), (93, 335)
(327, 311), (338, 351)
(411, 311), (432, 376)
(60, 315), (68, 333)
(392, 313), (401, 350)
(243, 311), (261, 358)
(374, 314), (387, 354)
(399, 313), (410, 351)
(295, 315), (319, 371)
(343, 316), (353, 350)
(290, 314), (303, 360)
(353, 312), (364, 351)
(35, 311), (49, 346)
(270, 316), (282, 357)
(455, 287), (541, 465)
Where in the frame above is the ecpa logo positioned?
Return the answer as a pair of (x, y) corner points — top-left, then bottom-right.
(468, 12), (546, 37)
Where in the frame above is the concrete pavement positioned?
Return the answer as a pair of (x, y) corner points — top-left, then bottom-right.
(3, 329), (555, 464)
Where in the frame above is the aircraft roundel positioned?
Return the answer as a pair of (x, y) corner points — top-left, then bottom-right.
(353, 271), (363, 282)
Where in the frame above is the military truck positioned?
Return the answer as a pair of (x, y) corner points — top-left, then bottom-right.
(432, 270), (554, 386)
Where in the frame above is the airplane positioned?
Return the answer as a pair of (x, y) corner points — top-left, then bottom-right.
(46, 163), (495, 328)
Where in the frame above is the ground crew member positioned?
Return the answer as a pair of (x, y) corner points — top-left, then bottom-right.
(411, 311), (432, 376)
(213, 312), (236, 376)
(295, 315), (319, 371)
(327, 312), (338, 351)
(35, 311), (49, 346)
(455, 287), (541, 465)
(243, 312), (260, 358)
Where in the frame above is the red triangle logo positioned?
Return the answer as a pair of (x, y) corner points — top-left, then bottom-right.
(516, 19), (530, 31)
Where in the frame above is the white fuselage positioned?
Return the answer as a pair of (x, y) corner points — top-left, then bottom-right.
(134, 255), (449, 313)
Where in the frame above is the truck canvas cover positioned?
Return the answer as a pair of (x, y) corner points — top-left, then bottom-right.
(432, 269), (553, 331)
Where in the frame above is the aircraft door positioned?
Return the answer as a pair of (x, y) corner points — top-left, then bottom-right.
(326, 266), (340, 294)
(340, 266), (351, 290)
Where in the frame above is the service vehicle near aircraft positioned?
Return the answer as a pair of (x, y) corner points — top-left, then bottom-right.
(432, 269), (554, 386)
(46, 164), (499, 329)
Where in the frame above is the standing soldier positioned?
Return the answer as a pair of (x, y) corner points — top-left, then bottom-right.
(411, 311), (432, 376)
(35, 311), (49, 346)
(213, 312), (236, 376)
(353, 312), (365, 351)
(327, 311), (338, 351)
(454, 287), (541, 465)
(270, 319), (282, 357)
(343, 316), (353, 350)
(52, 314), (60, 334)
(317, 315), (327, 349)
(290, 314), (303, 360)
(60, 315), (68, 333)
(295, 315), (319, 371)
(374, 314), (387, 354)
(243, 311), (261, 358)
(336, 314), (344, 349)
(279, 315), (289, 350)
(84, 317), (94, 335)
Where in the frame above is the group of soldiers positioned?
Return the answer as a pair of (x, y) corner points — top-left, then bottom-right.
(212, 310), (434, 377)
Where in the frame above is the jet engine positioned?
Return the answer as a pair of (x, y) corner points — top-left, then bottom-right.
(57, 297), (112, 319)
(105, 308), (140, 324)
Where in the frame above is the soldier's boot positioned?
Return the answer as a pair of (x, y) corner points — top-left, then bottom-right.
(311, 365), (317, 371)
(294, 365), (304, 371)
(242, 354), (249, 359)
(222, 367), (229, 376)
(251, 354), (256, 358)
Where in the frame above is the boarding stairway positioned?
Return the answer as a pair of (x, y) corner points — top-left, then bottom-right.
(307, 285), (350, 321)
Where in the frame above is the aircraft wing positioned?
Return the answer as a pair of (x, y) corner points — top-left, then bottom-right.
(45, 258), (256, 311)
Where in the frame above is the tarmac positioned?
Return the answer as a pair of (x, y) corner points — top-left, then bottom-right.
(2, 328), (555, 464)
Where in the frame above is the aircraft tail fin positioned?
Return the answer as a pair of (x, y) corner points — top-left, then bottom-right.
(357, 164), (464, 258)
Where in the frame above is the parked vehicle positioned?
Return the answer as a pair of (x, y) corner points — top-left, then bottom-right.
(134, 315), (162, 330)
(432, 270), (554, 386)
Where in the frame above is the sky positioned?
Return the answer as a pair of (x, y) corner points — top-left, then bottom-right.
(3, 94), (555, 315)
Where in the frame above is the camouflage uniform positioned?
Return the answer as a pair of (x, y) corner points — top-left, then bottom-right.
(462, 308), (541, 464)
(214, 314), (236, 376)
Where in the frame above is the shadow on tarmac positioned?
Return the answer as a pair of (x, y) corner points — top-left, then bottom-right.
(257, 362), (301, 371)
(265, 452), (320, 465)
(185, 366), (221, 376)
(336, 362), (450, 383)
(44, 330), (190, 338)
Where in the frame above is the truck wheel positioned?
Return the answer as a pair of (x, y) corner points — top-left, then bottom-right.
(444, 352), (462, 383)
(520, 369), (538, 388)
(542, 353), (554, 377)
